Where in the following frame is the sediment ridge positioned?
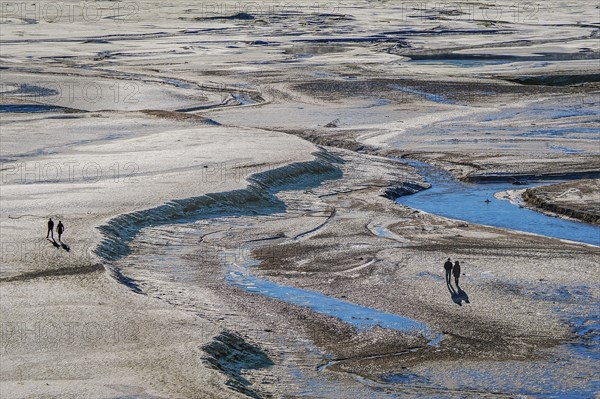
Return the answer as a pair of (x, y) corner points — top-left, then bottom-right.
(523, 180), (600, 226)
(95, 150), (343, 262)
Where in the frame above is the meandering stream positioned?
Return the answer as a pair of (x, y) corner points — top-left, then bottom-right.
(115, 157), (598, 398)
(396, 159), (600, 247)
(224, 159), (599, 397)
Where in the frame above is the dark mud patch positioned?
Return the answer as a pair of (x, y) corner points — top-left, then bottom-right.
(191, 11), (353, 25)
(202, 12), (256, 21)
(202, 331), (274, 399)
(141, 109), (221, 125)
(284, 129), (379, 153)
(406, 52), (599, 63)
(284, 44), (350, 55)
(293, 78), (567, 105)
(506, 73), (600, 86)
(0, 263), (104, 283)
(293, 29), (510, 45)
(400, 152), (600, 183)
(82, 39), (112, 44)
(381, 182), (429, 200)
(0, 104), (80, 113)
(466, 170), (600, 183)
(175, 90), (264, 112)
(0, 83), (60, 98)
(518, 127), (599, 138)
(105, 264), (143, 294)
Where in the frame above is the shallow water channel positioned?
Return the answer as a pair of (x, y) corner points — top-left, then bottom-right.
(396, 159), (600, 247)
(224, 159), (599, 397)
(120, 158), (598, 397)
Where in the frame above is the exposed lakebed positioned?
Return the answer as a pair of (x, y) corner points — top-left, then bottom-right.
(113, 156), (599, 398)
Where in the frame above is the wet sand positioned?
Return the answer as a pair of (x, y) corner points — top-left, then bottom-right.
(1, 0), (599, 398)
(106, 147), (599, 397)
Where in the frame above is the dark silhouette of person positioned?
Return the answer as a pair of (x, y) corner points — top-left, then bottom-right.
(57, 221), (64, 241)
(444, 258), (453, 285)
(453, 260), (461, 287)
(46, 218), (54, 239)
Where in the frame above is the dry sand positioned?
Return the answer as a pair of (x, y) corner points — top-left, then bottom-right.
(1, 114), (321, 397)
(1, 0), (599, 398)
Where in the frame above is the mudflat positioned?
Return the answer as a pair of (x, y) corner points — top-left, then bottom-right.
(1, 1), (599, 398)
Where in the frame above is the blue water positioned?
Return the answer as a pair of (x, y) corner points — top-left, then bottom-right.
(549, 146), (588, 154)
(396, 160), (600, 247)
(387, 84), (455, 105)
(222, 160), (599, 397)
(226, 255), (442, 346)
(120, 156), (598, 397)
(519, 127), (600, 138)
(0, 104), (67, 113)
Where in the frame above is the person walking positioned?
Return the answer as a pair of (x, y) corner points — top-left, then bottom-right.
(57, 221), (64, 241)
(453, 260), (461, 287)
(444, 258), (453, 285)
(46, 217), (54, 240)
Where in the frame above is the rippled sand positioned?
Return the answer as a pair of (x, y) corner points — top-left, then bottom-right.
(1, 1), (599, 398)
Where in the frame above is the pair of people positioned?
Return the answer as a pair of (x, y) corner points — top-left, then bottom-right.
(444, 258), (461, 287)
(46, 218), (65, 241)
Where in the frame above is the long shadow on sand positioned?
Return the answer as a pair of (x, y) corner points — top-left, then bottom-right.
(47, 238), (71, 252)
(47, 238), (60, 248)
(448, 283), (470, 306)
